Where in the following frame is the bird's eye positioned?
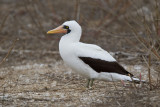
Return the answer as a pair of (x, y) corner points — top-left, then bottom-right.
(63, 25), (69, 29)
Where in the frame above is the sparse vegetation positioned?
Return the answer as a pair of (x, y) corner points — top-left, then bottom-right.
(0, 0), (159, 106)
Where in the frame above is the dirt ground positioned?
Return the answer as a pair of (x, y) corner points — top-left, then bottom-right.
(0, 59), (160, 107)
(0, 0), (160, 107)
(0, 60), (159, 107)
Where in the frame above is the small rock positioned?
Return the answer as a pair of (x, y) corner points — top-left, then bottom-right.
(51, 81), (57, 87)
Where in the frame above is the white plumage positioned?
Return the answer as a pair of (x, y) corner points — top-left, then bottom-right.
(47, 20), (140, 87)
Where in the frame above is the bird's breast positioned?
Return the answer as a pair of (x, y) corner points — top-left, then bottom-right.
(59, 37), (75, 62)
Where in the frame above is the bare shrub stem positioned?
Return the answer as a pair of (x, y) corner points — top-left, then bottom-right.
(0, 39), (18, 65)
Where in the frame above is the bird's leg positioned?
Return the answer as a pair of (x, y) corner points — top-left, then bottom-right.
(90, 79), (94, 87)
(86, 79), (90, 88)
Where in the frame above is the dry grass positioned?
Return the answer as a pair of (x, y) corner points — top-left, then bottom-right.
(126, 0), (160, 90)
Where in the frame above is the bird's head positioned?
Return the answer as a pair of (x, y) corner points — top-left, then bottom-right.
(47, 20), (81, 35)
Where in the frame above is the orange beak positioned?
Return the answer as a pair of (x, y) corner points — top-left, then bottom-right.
(47, 25), (67, 34)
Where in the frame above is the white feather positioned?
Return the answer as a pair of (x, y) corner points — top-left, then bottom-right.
(58, 20), (140, 82)
(74, 42), (116, 62)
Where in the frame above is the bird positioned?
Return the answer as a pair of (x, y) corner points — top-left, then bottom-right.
(47, 20), (141, 88)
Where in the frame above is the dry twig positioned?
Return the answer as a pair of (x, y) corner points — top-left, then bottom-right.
(0, 39), (19, 65)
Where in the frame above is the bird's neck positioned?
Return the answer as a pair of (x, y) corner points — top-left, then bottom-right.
(61, 31), (82, 43)
(59, 32), (81, 58)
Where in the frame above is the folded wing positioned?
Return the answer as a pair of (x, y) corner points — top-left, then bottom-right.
(75, 43), (133, 76)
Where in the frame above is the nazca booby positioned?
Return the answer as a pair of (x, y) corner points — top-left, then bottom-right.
(47, 20), (140, 87)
